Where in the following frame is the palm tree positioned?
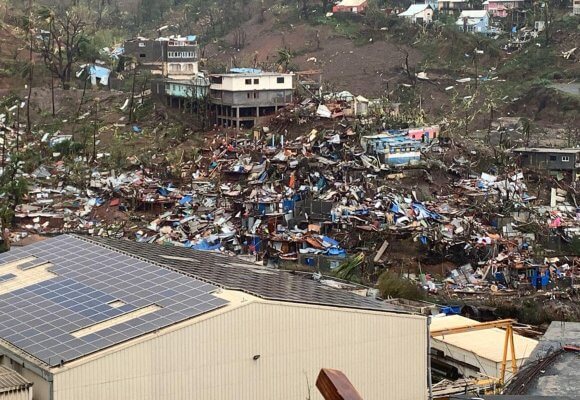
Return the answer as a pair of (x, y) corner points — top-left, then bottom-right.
(276, 48), (293, 72)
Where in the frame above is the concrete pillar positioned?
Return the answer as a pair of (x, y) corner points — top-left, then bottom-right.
(236, 107), (240, 130)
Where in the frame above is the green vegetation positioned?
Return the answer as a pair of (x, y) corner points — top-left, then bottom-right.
(377, 270), (425, 301)
(333, 252), (364, 281)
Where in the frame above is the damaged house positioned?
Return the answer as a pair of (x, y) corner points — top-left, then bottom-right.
(361, 134), (422, 166)
(513, 147), (580, 180)
(123, 35), (199, 77)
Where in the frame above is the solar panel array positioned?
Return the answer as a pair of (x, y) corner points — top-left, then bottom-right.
(0, 235), (228, 366)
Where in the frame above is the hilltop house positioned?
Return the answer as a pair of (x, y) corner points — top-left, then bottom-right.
(123, 35), (199, 78)
(513, 147), (580, 180)
(574, 0), (580, 15)
(332, 0), (368, 13)
(399, 4), (434, 24)
(438, 0), (468, 13)
(456, 10), (490, 33)
(483, 0), (525, 17)
(209, 69), (294, 129)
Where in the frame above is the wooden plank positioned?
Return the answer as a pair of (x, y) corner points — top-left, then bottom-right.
(316, 368), (364, 400)
(373, 240), (389, 263)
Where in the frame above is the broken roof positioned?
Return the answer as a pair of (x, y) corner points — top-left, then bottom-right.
(86, 235), (405, 313)
(430, 315), (538, 363)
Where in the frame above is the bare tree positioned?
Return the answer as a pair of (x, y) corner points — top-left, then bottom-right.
(233, 28), (246, 50)
(38, 10), (87, 90)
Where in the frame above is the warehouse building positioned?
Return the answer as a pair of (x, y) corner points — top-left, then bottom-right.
(0, 235), (428, 400)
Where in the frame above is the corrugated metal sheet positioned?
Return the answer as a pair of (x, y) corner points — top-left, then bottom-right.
(0, 390), (31, 400)
(53, 299), (427, 400)
(0, 366), (32, 395)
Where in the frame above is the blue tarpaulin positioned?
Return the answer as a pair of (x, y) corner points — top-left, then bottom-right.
(390, 202), (402, 214)
(192, 239), (221, 251)
(412, 202), (442, 220)
(282, 199), (294, 212)
(441, 306), (462, 315)
(179, 195), (192, 205)
(321, 236), (340, 247)
(230, 67), (262, 74)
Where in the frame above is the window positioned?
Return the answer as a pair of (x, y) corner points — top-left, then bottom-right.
(247, 93), (251, 99)
(253, 92), (259, 99)
(277, 77), (285, 84)
(138, 43), (145, 48)
(139, 53), (146, 58)
(245, 79), (252, 85)
(549, 155), (557, 161)
(254, 78), (259, 84)
(562, 156), (570, 162)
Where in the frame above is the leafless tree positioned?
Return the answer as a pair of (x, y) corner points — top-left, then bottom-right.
(38, 10), (86, 90)
(233, 28), (246, 50)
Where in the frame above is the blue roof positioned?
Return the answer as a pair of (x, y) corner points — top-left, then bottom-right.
(229, 67), (262, 74)
(0, 235), (228, 366)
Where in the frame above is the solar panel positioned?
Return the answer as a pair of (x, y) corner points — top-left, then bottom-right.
(0, 235), (228, 367)
(0, 273), (16, 283)
(18, 259), (49, 271)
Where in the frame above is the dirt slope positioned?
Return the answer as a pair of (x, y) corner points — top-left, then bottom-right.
(205, 11), (422, 96)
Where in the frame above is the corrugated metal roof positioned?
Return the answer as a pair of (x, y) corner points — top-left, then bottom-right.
(86, 236), (407, 313)
(430, 315), (538, 362)
(0, 366), (32, 393)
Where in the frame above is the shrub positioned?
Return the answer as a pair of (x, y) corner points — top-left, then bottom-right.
(377, 270), (425, 300)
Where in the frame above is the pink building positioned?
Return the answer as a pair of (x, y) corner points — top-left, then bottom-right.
(483, 0), (524, 17)
(332, 0), (368, 14)
(408, 125), (440, 142)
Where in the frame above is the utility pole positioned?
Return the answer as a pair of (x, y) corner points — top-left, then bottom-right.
(26, 0), (33, 134)
(93, 98), (99, 163)
(50, 72), (55, 116)
(15, 100), (20, 154)
(128, 62), (138, 123)
(1, 128), (5, 169)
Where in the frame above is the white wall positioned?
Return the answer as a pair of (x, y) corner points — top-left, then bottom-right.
(212, 74), (294, 92)
(52, 299), (427, 400)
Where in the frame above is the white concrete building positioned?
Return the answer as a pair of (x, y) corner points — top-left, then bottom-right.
(0, 235), (428, 400)
(210, 69), (294, 129)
